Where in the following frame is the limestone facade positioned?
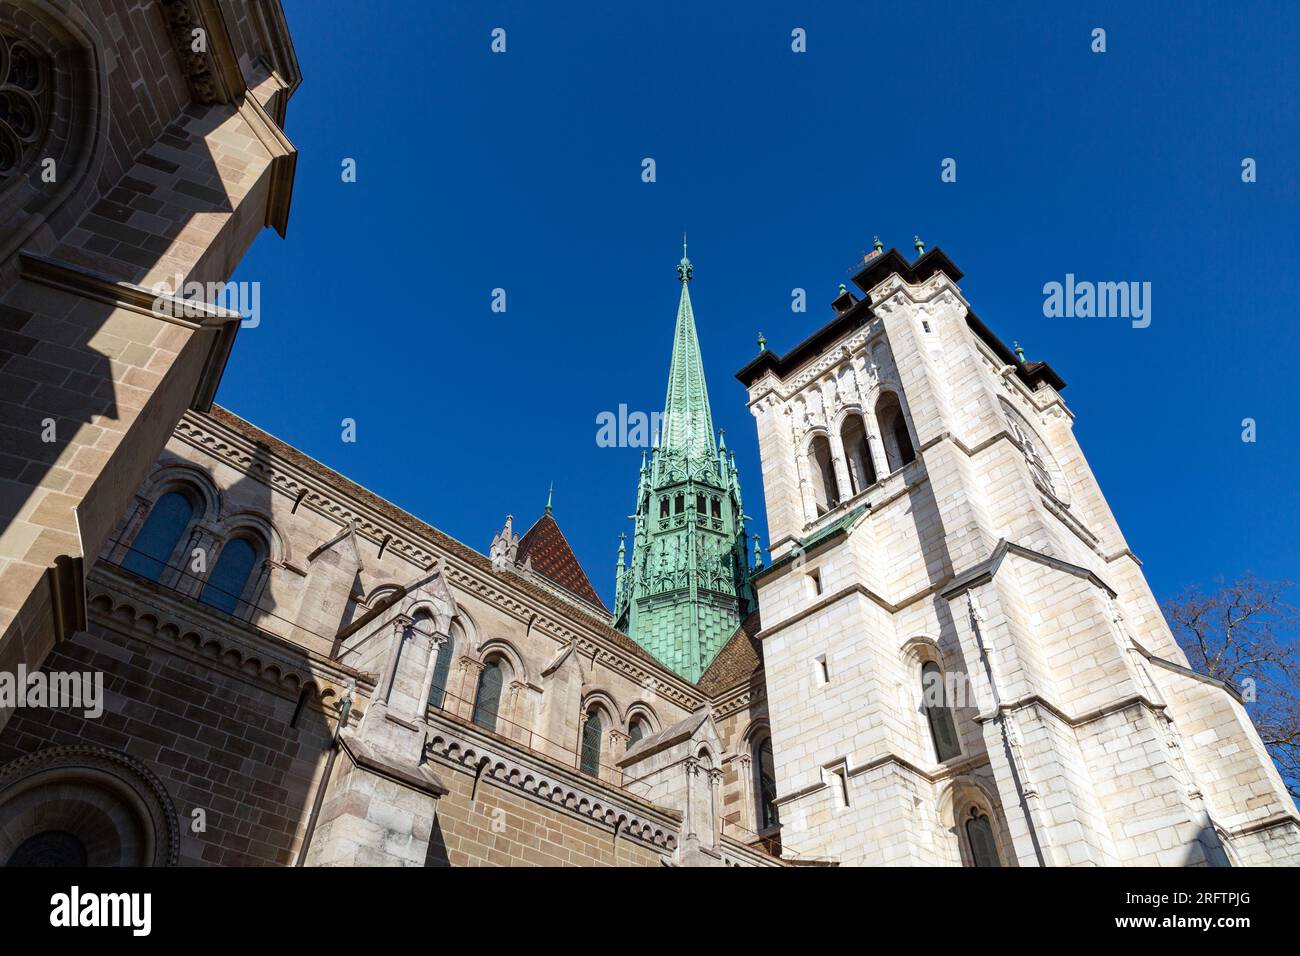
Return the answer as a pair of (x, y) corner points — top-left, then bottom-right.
(0, 0), (300, 742)
(0, 406), (781, 866)
(736, 248), (1300, 866)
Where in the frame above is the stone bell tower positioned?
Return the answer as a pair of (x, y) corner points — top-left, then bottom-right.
(736, 242), (1300, 867)
(615, 249), (757, 682)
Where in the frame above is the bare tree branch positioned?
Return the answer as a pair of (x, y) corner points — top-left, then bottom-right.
(1163, 575), (1300, 800)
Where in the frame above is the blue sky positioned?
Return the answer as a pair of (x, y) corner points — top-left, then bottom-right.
(224, 0), (1300, 610)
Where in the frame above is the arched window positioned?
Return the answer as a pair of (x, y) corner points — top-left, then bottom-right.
(659, 497), (669, 519)
(696, 493), (705, 514)
(755, 736), (779, 829)
(876, 392), (916, 472)
(674, 493), (684, 515)
(922, 661), (961, 762)
(427, 622), (458, 710)
(123, 492), (193, 581)
(580, 709), (603, 776)
(199, 537), (259, 615)
(964, 806), (1001, 867)
(808, 434), (839, 516)
(472, 659), (506, 732)
(840, 414), (876, 494)
(710, 497), (721, 519)
(627, 716), (650, 748)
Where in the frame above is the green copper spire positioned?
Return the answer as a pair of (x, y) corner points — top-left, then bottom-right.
(615, 251), (756, 683)
(661, 252), (713, 455)
(545, 481), (554, 514)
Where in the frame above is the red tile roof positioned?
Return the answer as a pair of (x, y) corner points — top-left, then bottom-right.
(516, 511), (606, 611)
(695, 611), (763, 695)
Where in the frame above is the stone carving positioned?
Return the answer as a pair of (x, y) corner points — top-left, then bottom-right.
(489, 514), (519, 570)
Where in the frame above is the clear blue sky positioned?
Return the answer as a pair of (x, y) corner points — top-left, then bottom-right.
(224, 0), (1300, 610)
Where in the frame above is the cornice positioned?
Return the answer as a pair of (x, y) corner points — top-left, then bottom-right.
(425, 716), (680, 853)
(87, 562), (368, 713)
(172, 411), (706, 713)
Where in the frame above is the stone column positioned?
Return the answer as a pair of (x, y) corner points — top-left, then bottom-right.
(794, 451), (814, 525)
(416, 631), (449, 721)
(734, 753), (754, 837)
(709, 768), (723, 850)
(684, 756), (698, 840)
(828, 429), (852, 503)
(865, 419), (890, 480)
(451, 657), (484, 722)
(606, 729), (630, 785)
(184, 525), (226, 596)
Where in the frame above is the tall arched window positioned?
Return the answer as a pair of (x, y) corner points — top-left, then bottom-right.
(123, 492), (193, 581)
(876, 392), (916, 472)
(840, 414), (877, 494)
(964, 806), (1001, 867)
(199, 537), (259, 615)
(427, 622), (458, 710)
(580, 709), (603, 776)
(922, 661), (961, 762)
(808, 434), (839, 516)
(755, 736), (779, 829)
(472, 659), (505, 732)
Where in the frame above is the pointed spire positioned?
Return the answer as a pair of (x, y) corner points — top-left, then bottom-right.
(545, 481), (554, 514)
(752, 534), (764, 571)
(913, 234), (925, 256)
(873, 235), (884, 253)
(662, 249), (713, 455)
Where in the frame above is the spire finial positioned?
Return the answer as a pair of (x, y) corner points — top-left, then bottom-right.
(873, 236), (883, 253)
(1013, 341), (1026, 362)
(545, 481), (554, 514)
(914, 234), (925, 256)
(757, 331), (767, 352)
(677, 236), (693, 282)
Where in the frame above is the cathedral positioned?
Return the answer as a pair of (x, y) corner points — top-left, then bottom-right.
(0, 0), (1298, 868)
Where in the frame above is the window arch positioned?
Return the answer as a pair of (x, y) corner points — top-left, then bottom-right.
(839, 413), (877, 494)
(580, 708), (603, 777)
(754, 735), (779, 830)
(963, 805), (1001, 867)
(199, 535), (261, 615)
(472, 657), (509, 732)
(922, 661), (961, 762)
(1000, 400), (1069, 505)
(122, 491), (193, 581)
(807, 433), (840, 516)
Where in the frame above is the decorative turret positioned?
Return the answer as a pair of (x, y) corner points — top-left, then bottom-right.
(614, 252), (757, 682)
